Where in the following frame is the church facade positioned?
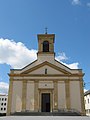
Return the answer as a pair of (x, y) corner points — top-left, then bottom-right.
(7, 33), (85, 115)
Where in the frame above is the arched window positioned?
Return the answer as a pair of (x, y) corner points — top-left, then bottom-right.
(43, 41), (49, 52)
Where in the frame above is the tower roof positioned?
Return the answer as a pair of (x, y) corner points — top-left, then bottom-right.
(37, 34), (55, 42)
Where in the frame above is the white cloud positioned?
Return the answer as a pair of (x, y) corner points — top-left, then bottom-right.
(87, 3), (90, 7)
(62, 62), (79, 69)
(55, 52), (68, 61)
(56, 52), (79, 69)
(0, 82), (9, 94)
(0, 38), (79, 70)
(0, 38), (37, 69)
(0, 39), (80, 94)
(72, 0), (81, 5)
(84, 89), (88, 93)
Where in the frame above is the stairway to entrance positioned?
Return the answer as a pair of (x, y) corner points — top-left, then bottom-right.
(10, 111), (81, 116)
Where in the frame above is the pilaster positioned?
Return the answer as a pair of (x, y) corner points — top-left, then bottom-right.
(34, 80), (39, 111)
(65, 80), (70, 110)
(7, 79), (13, 115)
(80, 79), (86, 115)
(22, 80), (27, 111)
(53, 81), (58, 111)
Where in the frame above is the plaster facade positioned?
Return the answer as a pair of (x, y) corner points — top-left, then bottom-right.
(84, 90), (90, 116)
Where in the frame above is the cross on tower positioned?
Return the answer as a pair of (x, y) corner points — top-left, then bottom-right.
(45, 27), (48, 34)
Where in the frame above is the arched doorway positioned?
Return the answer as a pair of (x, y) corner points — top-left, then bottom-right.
(43, 41), (49, 52)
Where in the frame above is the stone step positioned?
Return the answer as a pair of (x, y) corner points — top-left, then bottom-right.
(11, 112), (81, 116)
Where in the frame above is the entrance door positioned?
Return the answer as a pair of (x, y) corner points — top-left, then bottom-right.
(41, 93), (50, 112)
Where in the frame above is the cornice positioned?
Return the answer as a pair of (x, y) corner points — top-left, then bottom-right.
(8, 73), (83, 77)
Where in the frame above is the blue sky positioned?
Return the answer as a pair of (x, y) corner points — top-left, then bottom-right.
(0, 0), (90, 94)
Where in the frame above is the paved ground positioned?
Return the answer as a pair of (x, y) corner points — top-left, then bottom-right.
(0, 116), (90, 120)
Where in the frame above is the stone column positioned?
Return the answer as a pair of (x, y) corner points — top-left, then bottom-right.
(34, 80), (38, 112)
(7, 79), (13, 115)
(22, 80), (27, 111)
(53, 81), (58, 111)
(65, 80), (70, 110)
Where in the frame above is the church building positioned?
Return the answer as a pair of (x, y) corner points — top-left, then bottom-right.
(7, 33), (85, 115)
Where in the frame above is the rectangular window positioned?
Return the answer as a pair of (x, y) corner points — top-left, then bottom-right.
(4, 108), (6, 111)
(1, 108), (3, 110)
(5, 98), (7, 101)
(1, 103), (3, 105)
(2, 98), (4, 101)
(84, 100), (86, 104)
(4, 103), (6, 106)
(86, 109), (88, 114)
(89, 109), (90, 113)
(88, 99), (89, 103)
(45, 69), (47, 74)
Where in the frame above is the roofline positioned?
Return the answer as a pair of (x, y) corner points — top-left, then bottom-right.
(84, 90), (90, 96)
(55, 59), (83, 71)
(10, 59), (37, 71)
(37, 34), (55, 42)
(0, 94), (8, 96)
(37, 34), (55, 36)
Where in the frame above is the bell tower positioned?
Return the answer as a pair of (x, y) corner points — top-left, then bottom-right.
(37, 33), (55, 56)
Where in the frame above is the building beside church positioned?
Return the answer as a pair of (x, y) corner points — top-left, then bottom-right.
(7, 33), (85, 115)
(0, 94), (8, 116)
(84, 90), (90, 116)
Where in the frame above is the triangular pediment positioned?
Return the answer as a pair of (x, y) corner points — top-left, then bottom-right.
(21, 61), (71, 75)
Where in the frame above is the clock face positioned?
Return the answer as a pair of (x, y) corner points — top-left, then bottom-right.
(43, 41), (49, 52)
